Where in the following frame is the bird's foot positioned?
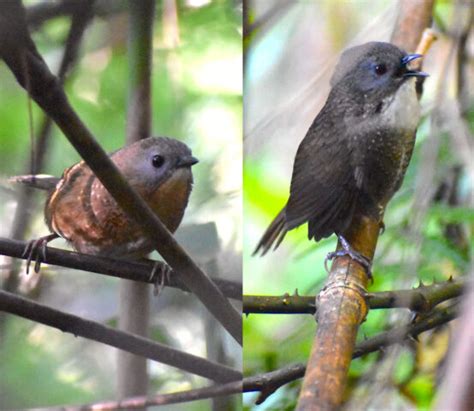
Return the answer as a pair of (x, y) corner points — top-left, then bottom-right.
(149, 261), (172, 297)
(22, 233), (58, 274)
(324, 235), (372, 280)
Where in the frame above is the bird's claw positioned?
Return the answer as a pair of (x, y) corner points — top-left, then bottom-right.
(22, 234), (57, 274)
(149, 262), (172, 297)
(324, 235), (373, 280)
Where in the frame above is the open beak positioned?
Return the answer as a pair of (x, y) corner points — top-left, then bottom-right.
(402, 53), (429, 78)
(177, 155), (199, 168)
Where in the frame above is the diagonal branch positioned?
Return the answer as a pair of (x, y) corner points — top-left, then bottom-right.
(245, 303), (458, 404)
(0, 289), (242, 383)
(0, 1), (242, 345)
(26, 0), (123, 30)
(3, 0), (95, 292)
(40, 302), (459, 410)
(61, 381), (242, 410)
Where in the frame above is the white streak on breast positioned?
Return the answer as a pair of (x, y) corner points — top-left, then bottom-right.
(382, 78), (420, 133)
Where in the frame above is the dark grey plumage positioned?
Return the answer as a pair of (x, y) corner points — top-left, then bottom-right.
(255, 42), (427, 256)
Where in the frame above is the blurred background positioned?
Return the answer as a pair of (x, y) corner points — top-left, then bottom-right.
(0, 0), (242, 409)
(244, 0), (473, 409)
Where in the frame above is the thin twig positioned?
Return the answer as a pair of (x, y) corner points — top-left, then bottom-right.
(245, 303), (459, 404)
(63, 381), (242, 410)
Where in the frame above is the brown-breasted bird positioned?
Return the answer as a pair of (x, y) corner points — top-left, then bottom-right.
(18, 136), (198, 270)
(254, 42), (428, 273)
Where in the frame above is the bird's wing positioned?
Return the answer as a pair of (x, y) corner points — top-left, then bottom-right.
(285, 105), (358, 241)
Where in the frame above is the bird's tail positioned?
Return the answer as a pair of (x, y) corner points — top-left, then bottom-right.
(253, 207), (288, 256)
(9, 174), (60, 191)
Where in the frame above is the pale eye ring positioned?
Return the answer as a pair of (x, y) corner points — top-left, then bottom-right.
(152, 154), (165, 168)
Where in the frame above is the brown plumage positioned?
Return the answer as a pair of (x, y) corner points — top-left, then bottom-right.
(42, 136), (198, 257)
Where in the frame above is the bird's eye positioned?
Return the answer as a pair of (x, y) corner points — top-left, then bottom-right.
(152, 154), (165, 168)
(374, 64), (387, 75)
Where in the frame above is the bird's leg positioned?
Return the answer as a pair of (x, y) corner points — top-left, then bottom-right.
(22, 233), (59, 274)
(325, 235), (372, 279)
(149, 261), (173, 297)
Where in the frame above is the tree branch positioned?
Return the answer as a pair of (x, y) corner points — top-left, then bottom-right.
(40, 302), (459, 409)
(245, 303), (458, 404)
(0, 1), (242, 345)
(296, 218), (376, 410)
(0, 237), (242, 300)
(2, 0), (94, 301)
(61, 381), (242, 410)
(25, 0), (124, 30)
(243, 277), (466, 314)
(0, 289), (242, 383)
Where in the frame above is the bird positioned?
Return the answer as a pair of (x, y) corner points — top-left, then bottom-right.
(17, 136), (198, 273)
(254, 42), (428, 274)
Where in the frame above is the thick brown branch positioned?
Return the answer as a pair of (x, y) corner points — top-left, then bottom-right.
(296, 216), (376, 410)
(0, 237), (242, 300)
(0, 289), (241, 383)
(0, 1), (242, 345)
(391, 0), (435, 51)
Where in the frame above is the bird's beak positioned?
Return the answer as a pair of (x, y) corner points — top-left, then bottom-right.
(177, 155), (199, 168)
(402, 53), (429, 78)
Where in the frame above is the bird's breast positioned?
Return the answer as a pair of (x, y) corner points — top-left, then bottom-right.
(379, 78), (420, 133)
(147, 168), (193, 234)
(348, 78), (420, 212)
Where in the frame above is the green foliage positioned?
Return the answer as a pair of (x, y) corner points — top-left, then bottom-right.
(0, 321), (113, 408)
(406, 375), (435, 409)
